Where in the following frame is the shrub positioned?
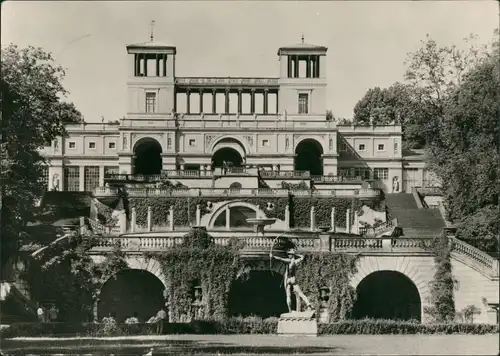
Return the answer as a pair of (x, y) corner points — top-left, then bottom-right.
(2, 319), (498, 338)
(319, 319), (499, 335)
(426, 233), (455, 322)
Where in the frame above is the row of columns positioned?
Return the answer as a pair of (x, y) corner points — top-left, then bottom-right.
(287, 55), (321, 78)
(180, 89), (277, 115)
(129, 205), (355, 233)
(134, 53), (168, 77)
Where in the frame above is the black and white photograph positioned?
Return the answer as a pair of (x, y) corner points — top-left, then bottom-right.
(1, 1), (499, 355)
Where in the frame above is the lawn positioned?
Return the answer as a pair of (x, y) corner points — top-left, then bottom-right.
(1, 334), (499, 355)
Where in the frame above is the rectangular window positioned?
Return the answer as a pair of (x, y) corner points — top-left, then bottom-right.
(88, 142), (96, 149)
(108, 142), (116, 149)
(64, 166), (80, 192)
(354, 168), (371, 180)
(377, 144), (385, 151)
(262, 139), (270, 147)
(298, 93), (309, 114)
(374, 168), (389, 180)
(84, 166), (100, 192)
(145, 92), (156, 113)
(104, 166), (119, 178)
(358, 144), (366, 151)
(40, 166), (49, 191)
(339, 141), (347, 152)
(394, 141), (399, 153)
(189, 139), (196, 146)
(69, 142), (76, 149)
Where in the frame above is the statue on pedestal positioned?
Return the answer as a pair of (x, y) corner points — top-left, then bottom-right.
(270, 248), (314, 313)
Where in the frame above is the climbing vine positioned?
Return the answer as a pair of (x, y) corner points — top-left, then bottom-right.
(147, 246), (243, 321)
(126, 196), (362, 228)
(295, 252), (359, 322)
(25, 236), (128, 322)
(425, 232), (455, 322)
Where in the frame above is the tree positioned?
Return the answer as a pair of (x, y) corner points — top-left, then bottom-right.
(353, 33), (492, 148)
(425, 39), (499, 250)
(1, 44), (83, 276)
(352, 83), (426, 148)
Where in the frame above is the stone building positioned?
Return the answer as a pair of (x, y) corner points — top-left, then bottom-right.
(39, 35), (438, 195)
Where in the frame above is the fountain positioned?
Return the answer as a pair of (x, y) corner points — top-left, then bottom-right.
(246, 217), (277, 238)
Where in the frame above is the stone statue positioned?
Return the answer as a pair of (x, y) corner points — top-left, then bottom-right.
(51, 174), (60, 191)
(392, 176), (400, 193)
(54, 139), (59, 151)
(270, 248), (314, 313)
(123, 136), (127, 150)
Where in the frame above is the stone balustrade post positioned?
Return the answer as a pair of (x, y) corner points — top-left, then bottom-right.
(382, 238), (392, 250)
(330, 207), (335, 232)
(147, 206), (153, 232)
(80, 217), (85, 235)
(319, 233), (331, 252)
(196, 204), (201, 226)
(346, 209), (351, 234)
(310, 206), (316, 231)
(119, 212), (127, 234)
(131, 207), (136, 232)
(169, 206), (174, 231)
(285, 205), (290, 228)
(225, 206), (230, 230)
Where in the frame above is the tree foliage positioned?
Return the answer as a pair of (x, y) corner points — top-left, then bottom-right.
(1, 44), (83, 274)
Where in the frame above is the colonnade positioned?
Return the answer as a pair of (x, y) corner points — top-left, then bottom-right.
(287, 55), (321, 78)
(177, 88), (279, 115)
(134, 53), (169, 77)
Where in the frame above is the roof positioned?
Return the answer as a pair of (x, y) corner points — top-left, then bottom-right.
(278, 40), (328, 55)
(126, 40), (177, 53)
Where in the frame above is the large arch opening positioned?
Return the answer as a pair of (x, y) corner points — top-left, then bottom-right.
(133, 138), (162, 175)
(212, 148), (243, 168)
(228, 270), (288, 318)
(213, 206), (256, 228)
(97, 269), (165, 322)
(352, 271), (421, 321)
(294, 139), (324, 176)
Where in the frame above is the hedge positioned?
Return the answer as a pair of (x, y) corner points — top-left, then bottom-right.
(128, 196), (363, 228)
(2, 318), (498, 338)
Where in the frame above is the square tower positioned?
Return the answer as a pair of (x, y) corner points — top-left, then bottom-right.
(277, 37), (328, 116)
(126, 40), (177, 115)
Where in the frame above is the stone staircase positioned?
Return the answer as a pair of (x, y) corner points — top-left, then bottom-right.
(385, 193), (445, 236)
(0, 281), (37, 325)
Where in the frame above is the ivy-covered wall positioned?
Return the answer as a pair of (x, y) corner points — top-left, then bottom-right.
(128, 196), (363, 228)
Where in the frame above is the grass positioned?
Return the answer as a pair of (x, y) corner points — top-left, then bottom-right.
(2, 334), (499, 355)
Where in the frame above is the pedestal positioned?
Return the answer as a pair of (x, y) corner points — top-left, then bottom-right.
(277, 310), (317, 336)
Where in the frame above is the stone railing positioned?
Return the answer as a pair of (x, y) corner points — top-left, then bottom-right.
(259, 170), (310, 179)
(122, 187), (362, 198)
(450, 237), (499, 277)
(359, 218), (399, 236)
(91, 235), (438, 254)
(311, 175), (364, 183)
(417, 186), (443, 196)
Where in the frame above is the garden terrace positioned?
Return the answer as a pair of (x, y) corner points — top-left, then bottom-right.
(88, 235), (499, 279)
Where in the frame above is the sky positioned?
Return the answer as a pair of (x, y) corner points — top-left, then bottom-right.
(2, 1), (498, 122)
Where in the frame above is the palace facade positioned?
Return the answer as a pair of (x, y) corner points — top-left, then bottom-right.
(40, 36), (438, 195)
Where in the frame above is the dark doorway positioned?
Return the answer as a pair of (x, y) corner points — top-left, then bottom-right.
(352, 270), (421, 321)
(98, 269), (164, 322)
(133, 139), (162, 175)
(228, 270), (288, 318)
(212, 148), (243, 168)
(294, 139), (323, 176)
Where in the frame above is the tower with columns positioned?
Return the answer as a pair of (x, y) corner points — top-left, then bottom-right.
(277, 35), (328, 115)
